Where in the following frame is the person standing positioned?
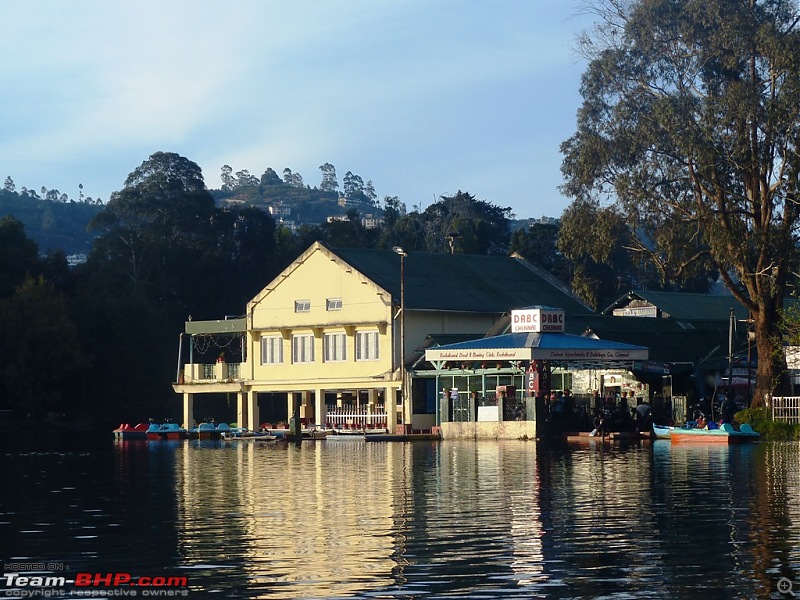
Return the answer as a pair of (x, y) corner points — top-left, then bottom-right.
(635, 398), (652, 432)
(721, 395), (737, 424)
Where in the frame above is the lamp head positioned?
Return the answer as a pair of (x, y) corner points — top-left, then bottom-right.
(392, 246), (407, 257)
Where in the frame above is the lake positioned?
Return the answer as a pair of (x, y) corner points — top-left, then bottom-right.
(2, 436), (799, 599)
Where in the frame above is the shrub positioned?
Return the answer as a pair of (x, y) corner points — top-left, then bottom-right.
(735, 407), (800, 440)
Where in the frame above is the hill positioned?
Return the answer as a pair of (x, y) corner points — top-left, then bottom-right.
(0, 190), (103, 255)
(212, 179), (383, 225)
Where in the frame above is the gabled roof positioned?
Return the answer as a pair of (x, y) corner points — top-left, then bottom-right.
(602, 290), (748, 321)
(331, 245), (592, 314)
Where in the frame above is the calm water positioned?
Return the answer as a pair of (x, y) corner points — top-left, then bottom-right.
(2, 436), (800, 599)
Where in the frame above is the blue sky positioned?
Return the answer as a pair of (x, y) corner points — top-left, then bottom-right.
(1, 1), (594, 219)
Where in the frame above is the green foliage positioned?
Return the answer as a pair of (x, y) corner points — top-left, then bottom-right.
(0, 276), (88, 415)
(0, 215), (40, 299)
(0, 189), (102, 254)
(561, 0), (800, 401)
(735, 406), (800, 440)
(0, 151), (566, 423)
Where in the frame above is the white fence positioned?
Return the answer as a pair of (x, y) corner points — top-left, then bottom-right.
(325, 405), (388, 430)
(772, 396), (800, 423)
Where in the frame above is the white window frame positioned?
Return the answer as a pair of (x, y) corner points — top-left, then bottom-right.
(294, 299), (311, 313)
(323, 332), (347, 362)
(260, 335), (283, 365)
(326, 298), (343, 311)
(292, 334), (315, 364)
(356, 331), (380, 361)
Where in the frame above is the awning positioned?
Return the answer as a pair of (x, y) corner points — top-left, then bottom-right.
(425, 331), (649, 367)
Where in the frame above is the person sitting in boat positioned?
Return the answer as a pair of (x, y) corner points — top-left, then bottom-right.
(695, 414), (708, 429)
(590, 412), (607, 437)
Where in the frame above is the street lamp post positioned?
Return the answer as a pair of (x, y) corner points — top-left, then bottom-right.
(392, 246), (407, 429)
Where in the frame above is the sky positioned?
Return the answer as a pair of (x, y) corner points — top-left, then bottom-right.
(1, 1), (596, 220)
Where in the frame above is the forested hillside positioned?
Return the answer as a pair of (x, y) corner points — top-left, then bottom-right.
(0, 189), (103, 255)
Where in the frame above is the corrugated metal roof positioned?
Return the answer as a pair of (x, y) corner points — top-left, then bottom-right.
(332, 247), (591, 314)
(433, 331), (648, 352)
(569, 314), (731, 366)
(603, 290), (747, 321)
(425, 330), (649, 367)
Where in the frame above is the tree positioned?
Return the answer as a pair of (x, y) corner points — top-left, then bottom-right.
(207, 206), (280, 314)
(0, 276), (87, 415)
(0, 216), (40, 299)
(4, 176), (15, 192)
(221, 165), (236, 191)
(510, 221), (573, 297)
(319, 163), (339, 193)
(560, 0), (800, 406)
(422, 191), (513, 255)
(260, 168), (283, 187)
(364, 180), (378, 205)
(88, 152), (215, 306)
(235, 169), (259, 188)
(342, 171), (364, 199)
(555, 198), (634, 309)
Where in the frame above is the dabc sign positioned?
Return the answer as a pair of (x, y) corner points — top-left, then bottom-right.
(511, 308), (565, 333)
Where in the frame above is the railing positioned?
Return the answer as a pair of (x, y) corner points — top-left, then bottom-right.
(772, 396), (800, 423)
(184, 362), (242, 383)
(325, 405), (388, 430)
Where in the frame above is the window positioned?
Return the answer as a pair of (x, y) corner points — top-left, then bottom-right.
(292, 334), (315, 363)
(326, 298), (343, 311)
(260, 335), (283, 365)
(294, 299), (311, 313)
(356, 331), (380, 361)
(551, 372), (573, 392)
(324, 332), (347, 362)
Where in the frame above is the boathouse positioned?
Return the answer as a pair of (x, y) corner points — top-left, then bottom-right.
(420, 306), (650, 439)
(172, 242), (592, 434)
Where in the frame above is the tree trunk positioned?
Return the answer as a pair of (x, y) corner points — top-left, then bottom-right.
(752, 308), (788, 408)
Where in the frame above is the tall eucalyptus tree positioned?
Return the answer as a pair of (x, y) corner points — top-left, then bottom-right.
(561, 0), (800, 405)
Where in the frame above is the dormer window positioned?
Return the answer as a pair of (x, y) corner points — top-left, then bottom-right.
(294, 299), (311, 313)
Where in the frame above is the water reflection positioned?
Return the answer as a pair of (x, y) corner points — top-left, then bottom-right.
(3, 439), (800, 598)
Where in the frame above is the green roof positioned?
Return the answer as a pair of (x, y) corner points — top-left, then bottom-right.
(332, 247), (592, 315)
(569, 314), (735, 366)
(603, 291), (749, 321)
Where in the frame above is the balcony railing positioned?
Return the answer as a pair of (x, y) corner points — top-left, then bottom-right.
(183, 362), (241, 383)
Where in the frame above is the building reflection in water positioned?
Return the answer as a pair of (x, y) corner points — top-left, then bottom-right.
(164, 438), (800, 598)
(171, 440), (548, 597)
(175, 440), (399, 598)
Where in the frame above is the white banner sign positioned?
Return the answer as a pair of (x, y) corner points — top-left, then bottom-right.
(511, 308), (565, 333)
(425, 348), (532, 361)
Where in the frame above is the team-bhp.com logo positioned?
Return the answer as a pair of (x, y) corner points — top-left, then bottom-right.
(2, 566), (189, 597)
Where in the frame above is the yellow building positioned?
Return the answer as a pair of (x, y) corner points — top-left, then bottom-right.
(173, 241), (591, 434)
